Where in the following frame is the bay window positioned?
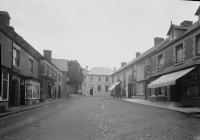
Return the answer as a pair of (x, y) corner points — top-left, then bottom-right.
(25, 80), (40, 99)
(1, 71), (9, 101)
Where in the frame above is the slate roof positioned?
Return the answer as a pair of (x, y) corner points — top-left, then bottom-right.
(88, 67), (113, 75)
(52, 58), (69, 72)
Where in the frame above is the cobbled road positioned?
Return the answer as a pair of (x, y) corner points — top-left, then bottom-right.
(0, 94), (200, 140)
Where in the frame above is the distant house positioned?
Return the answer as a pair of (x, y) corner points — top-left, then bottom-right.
(82, 67), (113, 96)
(52, 58), (71, 97)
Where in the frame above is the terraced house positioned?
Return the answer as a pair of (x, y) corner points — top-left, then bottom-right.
(0, 11), (65, 112)
(111, 6), (200, 107)
(0, 11), (41, 110)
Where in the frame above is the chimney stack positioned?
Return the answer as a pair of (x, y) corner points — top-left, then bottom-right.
(136, 52), (141, 58)
(0, 11), (10, 27)
(154, 37), (164, 46)
(43, 50), (52, 62)
(121, 62), (126, 67)
(180, 20), (193, 27)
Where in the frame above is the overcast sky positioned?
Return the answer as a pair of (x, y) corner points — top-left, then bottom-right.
(0, 0), (199, 70)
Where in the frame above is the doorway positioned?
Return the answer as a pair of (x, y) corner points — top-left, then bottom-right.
(128, 84), (133, 98)
(90, 89), (93, 95)
(20, 80), (25, 105)
(10, 79), (20, 106)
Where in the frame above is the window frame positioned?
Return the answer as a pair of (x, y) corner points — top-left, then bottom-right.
(29, 59), (34, 74)
(196, 34), (200, 56)
(0, 71), (9, 101)
(175, 44), (184, 63)
(13, 47), (20, 67)
(157, 53), (164, 69)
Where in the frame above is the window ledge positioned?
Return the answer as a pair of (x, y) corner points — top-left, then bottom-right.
(174, 61), (184, 66)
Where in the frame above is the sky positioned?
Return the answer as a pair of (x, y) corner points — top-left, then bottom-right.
(0, 0), (199, 70)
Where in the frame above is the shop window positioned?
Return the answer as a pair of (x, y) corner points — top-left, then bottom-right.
(176, 44), (184, 63)
(98, 85), (101, 92)
(13, 48), (20, 67)
(157, 54), (164, 69)
(196, 34), (200, 56)
(26, 81), (40, 99)
(184, 86), (199, 97)
(105, 85), (108, 92)
(136, 82), (144, 95)
(0, 71), (9, 101)
(106, 76), (109, 81)
(29, 59), (33, 74)
(158, 87), (166, 96)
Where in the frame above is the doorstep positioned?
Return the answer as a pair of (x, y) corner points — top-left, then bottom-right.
(123, 98), (200, 114)
(0, 99), (64, 118)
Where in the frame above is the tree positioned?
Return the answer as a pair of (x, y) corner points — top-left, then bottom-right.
(68, 60), (83, 93)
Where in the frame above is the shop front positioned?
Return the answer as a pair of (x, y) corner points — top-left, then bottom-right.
(25, 80), (40, 105)
(147, 67), (197, 104)
(181, 66), (200, 106)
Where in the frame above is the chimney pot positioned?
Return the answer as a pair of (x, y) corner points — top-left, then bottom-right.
(154, 37), (164, 46)
(136, 52), (141, 58)
(180, 20), (193, 27)
(43, 50), (52, 62)
(0, 11), (10, 27)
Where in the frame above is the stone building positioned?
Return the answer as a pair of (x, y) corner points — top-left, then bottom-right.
(111, 6), (200, 106)
(0, 11), (41, 109)
(82, 67), (113, 96)
(39, 50), (63, 102)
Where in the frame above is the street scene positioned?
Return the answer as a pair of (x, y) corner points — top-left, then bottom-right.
(1, 0), (200, 140)
(1, 95), (200, 140)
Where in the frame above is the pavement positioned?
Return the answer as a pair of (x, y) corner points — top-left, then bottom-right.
(123, 98), (200, 114)
(0, 95), (200, 140)
(0, 98), (64, 118)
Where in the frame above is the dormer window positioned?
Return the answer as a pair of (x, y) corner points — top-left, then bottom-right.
(196, 34), (200, 56)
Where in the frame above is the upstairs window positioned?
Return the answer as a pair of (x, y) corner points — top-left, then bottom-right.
(29, 59), (33, 74)
(106, 76), (109, 81)
(13, 48), (20, 67)
(176, 44), (184, 62)
(98, 76), (101, 81)
(157, 54), (164, 69)
(196, 34), (200, 56)
(90, 76), (93, 81)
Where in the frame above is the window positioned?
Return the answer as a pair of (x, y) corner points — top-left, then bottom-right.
(1, 71), (9, 101)
(196, 34), (200, 55)
(46, 64), (49, 75)
(25, 81), (40, 99)
(184, 86), (199, 97)
(29, 59), (33, 74)
(176, 44), (184, 62)
(90, 76), (93, 81)
(98, 76), (101, 81)
(105, 85), (108, 92)
(98, 85), (101, 92)
(106, 76), (109, 81)
(157, 54), (164, 69)
(13, 48), (20, 67)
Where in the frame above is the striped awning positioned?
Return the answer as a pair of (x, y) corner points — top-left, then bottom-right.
(148, 67), (195, 88)
(108, 82), (120, 91)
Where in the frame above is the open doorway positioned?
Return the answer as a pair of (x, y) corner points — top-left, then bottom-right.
(90, 88), (93, 95)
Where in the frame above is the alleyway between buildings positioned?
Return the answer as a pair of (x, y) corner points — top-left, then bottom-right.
(0, 95), (200, 140)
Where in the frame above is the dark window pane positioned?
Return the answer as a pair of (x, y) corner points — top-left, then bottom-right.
(3, 80), (8, 99)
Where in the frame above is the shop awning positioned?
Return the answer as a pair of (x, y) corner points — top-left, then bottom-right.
(148, 67), (195, 88)
(109, 82), (120, 91)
